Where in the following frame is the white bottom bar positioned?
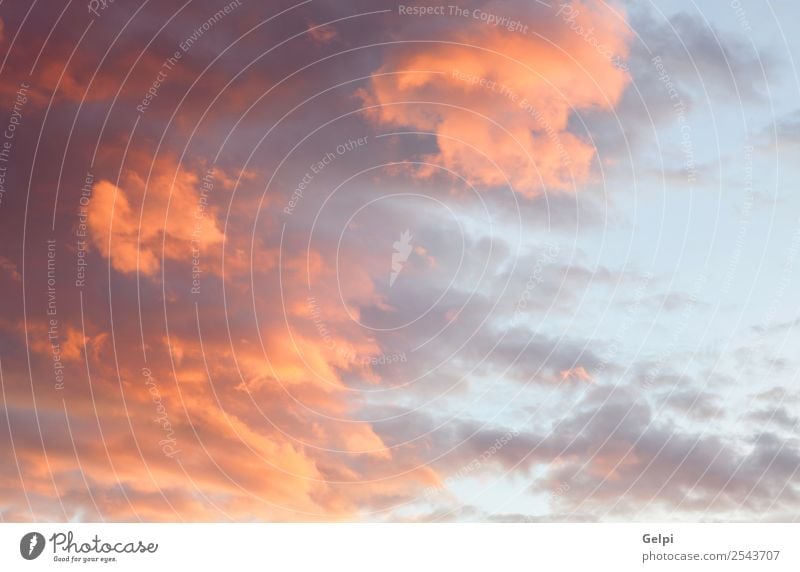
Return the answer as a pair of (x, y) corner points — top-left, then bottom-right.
(1, 523), (797, 571)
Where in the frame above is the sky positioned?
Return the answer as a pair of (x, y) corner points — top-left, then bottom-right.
(0, 0), (799, 522)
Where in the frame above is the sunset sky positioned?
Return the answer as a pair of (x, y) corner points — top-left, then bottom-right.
(1, 0), (799, 522)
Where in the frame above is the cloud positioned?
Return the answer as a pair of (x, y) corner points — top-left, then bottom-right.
(358, 1), (631, 196)
(531, 385), (800, 519)
(0, 0), (797, 525)
(0, 255), (20, 281)
(754, 110), (800, 153)
(87, 159), (224, 276)
(662, 389), (723, 421)
(306, 21), (338, 44)
(627, 7), (776, 103)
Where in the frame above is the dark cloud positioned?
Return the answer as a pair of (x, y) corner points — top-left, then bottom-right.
(531, 384), (800, 519)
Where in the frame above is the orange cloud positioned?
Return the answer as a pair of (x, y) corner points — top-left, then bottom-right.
(359, 1), (630, 197)
(307, 21), (338, 44)
(87, 159), (225, 276)
(0, 255), (20, 281)
(560, 366), (593, 382)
